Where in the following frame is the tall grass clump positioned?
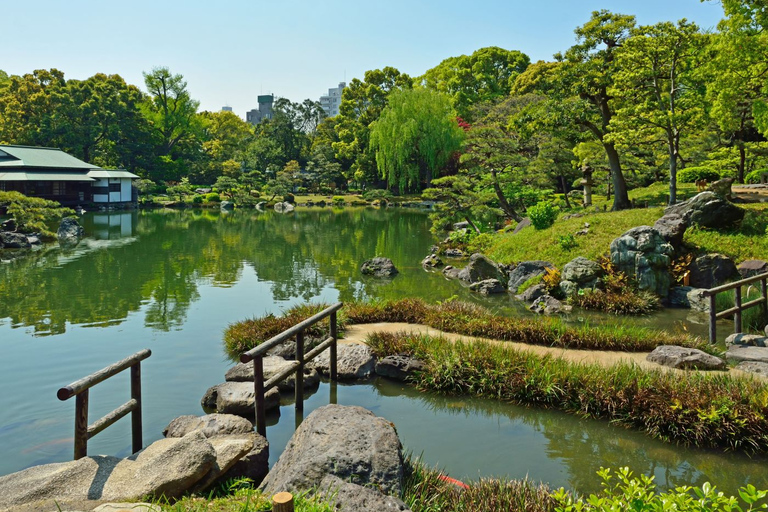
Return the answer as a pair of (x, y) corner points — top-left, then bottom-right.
(716, 286), (768, 334)
(570, 256), (661, 315)
(369, 332), (768, 453)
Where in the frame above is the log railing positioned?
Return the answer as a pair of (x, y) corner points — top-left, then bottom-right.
(241, 302), (342, 436)
(702, 272), (768, 343)
(57, 349), (151, 459)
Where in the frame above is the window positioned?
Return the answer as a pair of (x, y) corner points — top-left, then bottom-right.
(52, 182), (65, 196)
(92, 186), (109, 195)
(109, 183), (121, 193)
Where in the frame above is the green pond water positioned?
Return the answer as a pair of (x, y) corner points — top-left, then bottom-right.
(0, 207), (763, 496)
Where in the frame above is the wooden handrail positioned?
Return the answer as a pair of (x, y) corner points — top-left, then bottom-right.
(702, 272), (768, 297)
(704, 272), (768, 344)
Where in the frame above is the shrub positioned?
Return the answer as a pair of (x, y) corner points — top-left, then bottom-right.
(205, 192), (221, 203)
(527, 201), (558, 230)
(745, 169), (768, 184)
(192, 194), (203, 204)
(677, 166), (721, 183)
(466, 233), (494, 254)
(332, 195), (346, 204)
(557, 233), (577, 250)
(284, 193), (295, 204)
(363, 188), (394, 201)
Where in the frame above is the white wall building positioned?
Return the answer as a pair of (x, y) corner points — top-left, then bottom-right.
(319, 82), (346, 117)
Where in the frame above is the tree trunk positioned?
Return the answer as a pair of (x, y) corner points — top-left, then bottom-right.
(490, 168), (522, 222)
(604, 142), (630, 210)
(668, 149), (678, 206)
(560, 175), (572, 209)
(738, 142), (746, 184)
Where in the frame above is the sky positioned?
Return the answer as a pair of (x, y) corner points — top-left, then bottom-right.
(1, 0), (726, 118)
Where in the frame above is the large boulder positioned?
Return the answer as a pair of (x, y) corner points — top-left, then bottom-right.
(646, 345), (726, 370)
(516, 283), (548, 303)
(310, 343), (376, 380)
(529, 295), (570, 315)
(375, 355), (426, 381)
(220, 200), (235, 211)
(664, 191), (745, 229)
(725, 333), (767, 347)
(260, 404), (404, 497)
(57, 217), (84, 247)
(653, 213), (687, 247)
(666, 286), (710, 312)
(225, 357), (321, 391)
(0, 231), (31, 249)
(507, 261), (554, 293)
(163, 413), (254, 438)
(726, 346), (768, 364)
(457, 253), (506, 285)
(738, 259), (768, 279)
(735, 361), (768, 378)
(318, 474), (412, 512)
(688, 253), (738, 289)
(559, 257), (603, 297)
(274, 202), (295, 213)
(709, 177), (735, 201)
(468, 278), (506, 295)
(609, 226), (673, 297)
(361, 257), (399, 277)
(201, 382), (280, 416)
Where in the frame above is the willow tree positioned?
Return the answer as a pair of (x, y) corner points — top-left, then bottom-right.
(369, 88), (464, 193)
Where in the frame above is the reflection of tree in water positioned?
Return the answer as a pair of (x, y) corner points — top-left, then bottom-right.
(371, 379), (768, 496)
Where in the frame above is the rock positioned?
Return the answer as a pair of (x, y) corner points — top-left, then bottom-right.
(529, 295), (569, 315)
(26, 235), (41, 245)
(0, 431), (216, 508)
(201, 382), (280, 416)
(469, 278), (506, 295)
(192, 435), (255, 492)
(725, 333), (767, 347)
(667, 286), (694, 308)
(687, 288), (710, 312)
(507, 261), (555, 293)
(57, 217), (84, 247)
(452, 221), (470, 230)
(738, 260), (768, 279)
(318, 474), (412, 512)
(443, 248), (465, 258)
(421, 253), (443, 268)
(94, 504), (161, 511)
(515, 283), (548, 302)
(709, 177), (735, 200)
(653, 213), (687, 247)
(457, 253), (507, 285)
(259, 405), (403, 497)
(735, 361), (768, 377)
(256, 201), (266, 210)
(274, 202), (295, 213)
(220, 200), (235, 211)
(646, 345), (727, 370)
(310, 343), (376, 380)
(1, 219), (16, 231)
(225, 357), (321, 391)
(665, 191), (745, 229)
(442, 265), (461, 279)
(726, 346), (768, 364)
(512, 217), (531, 234)
(609, 226), (673, 297)
(163, 413), (254, 438)
(688, 253), (738, 289)
(766, 324), (768, 337)
(375, 355), (426, 381)
(559, 257), (603, 297)
(361, 257), (399, 277)
(0, 231), (31, 249)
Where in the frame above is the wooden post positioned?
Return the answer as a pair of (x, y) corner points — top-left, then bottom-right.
(253, 356), (266, 437)
(295, 331), (304, 413)
(762, 278), (768, 319)
(709, 294), (717, 344)
(130, 362), (143, 454)
(734, 286), (743, 334)
(74, 389), (89, 459)
(272, 492), (294, 512)
(330, 381), (338, 405)
(330, 311), (338, 381)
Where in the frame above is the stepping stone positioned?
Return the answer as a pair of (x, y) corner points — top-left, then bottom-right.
(726, 346), (768, 364)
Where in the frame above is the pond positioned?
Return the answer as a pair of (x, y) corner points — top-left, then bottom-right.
(0, 208), (760, 496)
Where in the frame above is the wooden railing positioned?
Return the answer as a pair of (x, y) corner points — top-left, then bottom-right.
(702, 272), (768, 343)
(241, 302), (342, 436)
(57, 349), (151, 459)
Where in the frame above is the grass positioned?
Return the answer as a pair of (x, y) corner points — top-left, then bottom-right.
(366, 331), (768, 454)
(716, 286), (768, 334)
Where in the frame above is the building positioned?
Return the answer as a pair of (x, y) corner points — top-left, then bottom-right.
(246, 94), (275, 126)
(221, 106), (233, 112)
(319, 82), (346, 117)
(0, 145), (138, 207)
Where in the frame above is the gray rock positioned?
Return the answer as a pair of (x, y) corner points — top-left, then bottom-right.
(738, 259), (768, 279)
(609, 226), (672, 297)
(665, 191), (745, 229)
(163, 413), (253, 438)
(735, 361), (768, 377)
(192, 435), (255, 492)
(225, 357), (321, 391)
(319, 474), (412, 512)
(725, 333), (768, 347)
(512, 217), (531, 234)
(361, 257), (399, 277)
(687, 288), (710, 312)
(57, 217), (84, 247)
(516, 283), (548, 303)
(26, 235), (41, 245)
(653, 213), (687, 247)
(94, 504), (161, 511)
(468, 278), (506, 295)
(260, 405), (403, 497)
(559, 257), (603, 297)
(508, 261), (555, 293)
(647, 345), (727, 370)
(667, 286), (694, 308)
(375, 355), (426, 381)
(311, 343), (376, 380)
(529, 295), (569, 315)
(421, 253), (443, 268)
(442, 266), (461, 279)
(726, 346), (768, 363)
(274, 202), (295, 213)
(220, 200), (235, 211)
(689, 253), (738, 289)
(201, 382), (280, 416)
(709, 177), (735, 200)
(457, 253), (506, 285)
(452, 221), (470, 230)
(0, 231), (32, 249)
(0, 431), (216, 508)
(443, 248), (465, 258)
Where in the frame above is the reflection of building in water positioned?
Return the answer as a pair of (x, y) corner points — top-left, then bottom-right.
(91, 212), (136, 239)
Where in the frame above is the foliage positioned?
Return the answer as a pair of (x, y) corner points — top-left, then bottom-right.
(571, 255), (661, 315)
(557, 233), (578, 250)
(684, 204), (768, 263)
(205, 192), (221, 203)
(542, 267), (562, 293)
(716, 287), (768, 334)
(423, 175), (501, 235)
(745, 169), (768, 184)
(362, 188), (393, 201)
(528, 201), (559, 230)
(553, 467), (768, 511)
(0, 191), (74, 238)
(677, 166), (722, 183)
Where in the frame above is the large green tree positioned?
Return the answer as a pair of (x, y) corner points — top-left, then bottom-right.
(0, 69), (65, 146)
(369, 88), (464, 193)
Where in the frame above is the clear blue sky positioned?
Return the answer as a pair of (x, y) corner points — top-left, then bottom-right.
(2, 0), (725, 118)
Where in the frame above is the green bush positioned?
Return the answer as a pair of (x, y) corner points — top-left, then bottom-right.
(205, 192), (221, 203)
(284, 193), (295, 204)
(746, 169), (768, 184)
(332, 195), (346, 204)
(192, 194), (203, 204)
(527, 201), (558, 230)
(677, 166), (721, 183)
(557, 233), (578, 250)
(362, 188), (394, 201)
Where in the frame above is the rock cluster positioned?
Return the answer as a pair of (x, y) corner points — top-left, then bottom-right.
(361, 257), (399, 277)
(610, 226), (673, 297)
(559, 257), (603, 297)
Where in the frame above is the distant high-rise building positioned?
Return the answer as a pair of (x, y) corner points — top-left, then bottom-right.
(246, 94), (275, 126)
(319, 82), (346, 117)
(221, 106), (233, 112)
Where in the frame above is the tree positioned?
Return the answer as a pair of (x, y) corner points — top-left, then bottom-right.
(0, 69), (65, 146)
(369, 88), (464, 193)
(194, 110), (254, 184)
(142, 67), (201, 155)
(422, 175), (499, 234)
(421, 46), (531, 121)
(611, 20), (707, 204)
(0, 191), (74, 238)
